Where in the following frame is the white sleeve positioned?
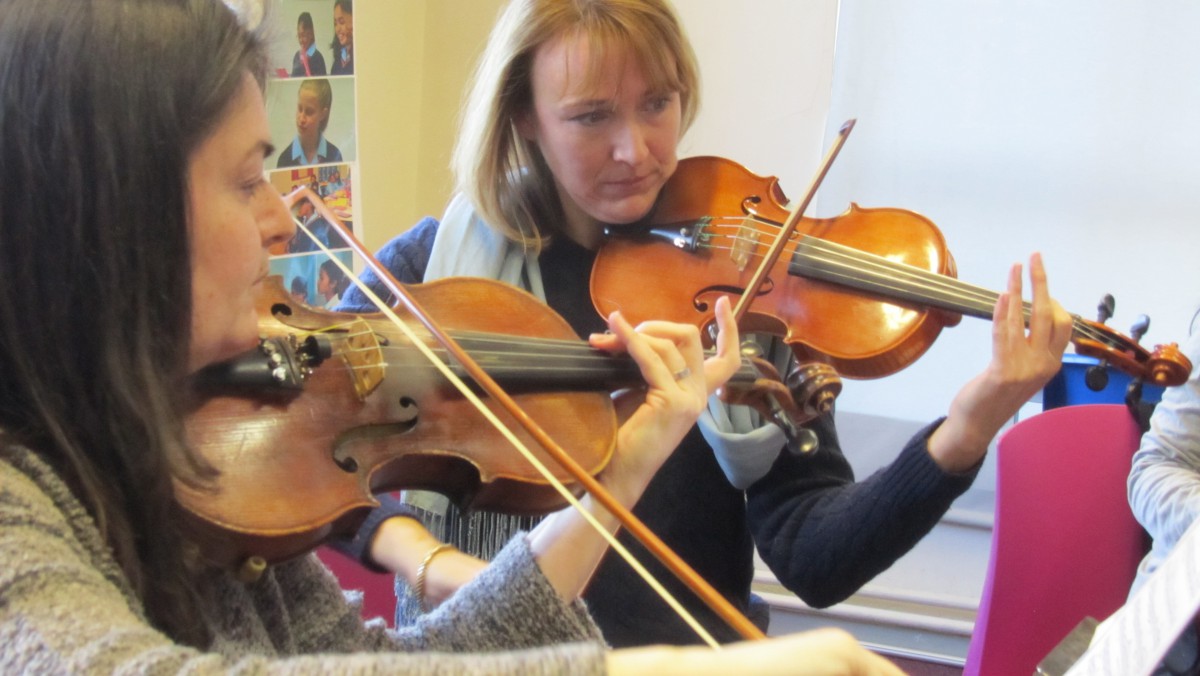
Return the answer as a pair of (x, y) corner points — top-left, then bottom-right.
(1128, 330), (1200, 587)
(698, 396), (788, 490)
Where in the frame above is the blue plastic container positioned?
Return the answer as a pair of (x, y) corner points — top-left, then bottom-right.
(1042, 354), (1165, 411)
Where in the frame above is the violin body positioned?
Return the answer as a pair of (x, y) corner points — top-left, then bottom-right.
(177, 276), (616, 567)
(593, 156), (963, 379)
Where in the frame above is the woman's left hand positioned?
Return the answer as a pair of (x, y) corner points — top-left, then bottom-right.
(526, 296), (740, 601)
(929, 252), (1074, 471)
(588, 295), (742, 501)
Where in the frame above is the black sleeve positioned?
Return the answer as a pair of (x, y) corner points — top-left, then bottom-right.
(324, 493), (423, 572)
(746, 414), (978, 607)
(335, 216), (439, 313)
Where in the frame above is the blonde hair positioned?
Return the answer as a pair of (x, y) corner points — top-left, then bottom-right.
(453, 0), (700, 250)
(299, 78), (333, 131)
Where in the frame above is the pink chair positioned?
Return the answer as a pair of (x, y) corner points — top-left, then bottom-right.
(316, 546), (397, 626)
(964, 404), (1149, 676)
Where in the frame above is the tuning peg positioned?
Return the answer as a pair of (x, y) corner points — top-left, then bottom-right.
(1122, 314), (1153, 414)
(1085, 294), (1118, 391)
(1130, 314), (1150, 343)
(1096, 294), (1116, 324)
(1084, 365), (1109, 392)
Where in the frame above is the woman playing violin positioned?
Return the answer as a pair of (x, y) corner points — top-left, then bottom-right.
(0, 1), (903, 674)
(339, 0), (1075, 648)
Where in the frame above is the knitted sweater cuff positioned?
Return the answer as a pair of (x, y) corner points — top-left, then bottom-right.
(327, 494), (422, 573)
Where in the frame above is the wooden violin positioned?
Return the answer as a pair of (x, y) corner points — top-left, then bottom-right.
(176, 274), (818, 571)
(592, 155), (1192, 386)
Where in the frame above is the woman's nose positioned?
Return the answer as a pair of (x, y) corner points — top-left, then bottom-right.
(611, 120), (650, 165)
(260, 193), (297, 249)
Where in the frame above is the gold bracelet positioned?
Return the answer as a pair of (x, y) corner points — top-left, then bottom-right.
(414, 542), (455, 612)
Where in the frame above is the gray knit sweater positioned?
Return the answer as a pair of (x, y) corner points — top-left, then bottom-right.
(0, 444), (607, 674)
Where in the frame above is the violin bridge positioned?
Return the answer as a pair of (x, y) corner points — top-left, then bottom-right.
(730, 220), (760, 272)
(340, 318), (385, 399)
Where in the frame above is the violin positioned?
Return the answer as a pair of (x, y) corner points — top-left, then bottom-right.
(176, 274), (815, 571)
(592, 155), (1192, 386)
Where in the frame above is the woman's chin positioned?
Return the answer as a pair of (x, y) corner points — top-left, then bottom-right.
(598, 203), (657, 227)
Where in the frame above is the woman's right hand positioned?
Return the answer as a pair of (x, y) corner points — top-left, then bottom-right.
(607, 628), (906, 676)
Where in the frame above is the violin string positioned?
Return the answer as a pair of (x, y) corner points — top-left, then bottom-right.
(320, 317), (782, 365)
(298, 317), (739, 377)
(292, 211), (723, 647)
(701, 221), (999, 313)
(785, 236), (1127, 348)
(326, 330), (756, 382)
(692, 218), (1126, 349)
(332, 330), (635, 371)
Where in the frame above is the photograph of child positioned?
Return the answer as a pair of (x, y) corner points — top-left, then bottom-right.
(271, 78), (352, 168)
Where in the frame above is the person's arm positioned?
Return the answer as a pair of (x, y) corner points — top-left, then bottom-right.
(749, 254), (1071, 607)
(0, 451), (605, 675)
(334, 217), (437, 313)
(1128, 330), (1200, 550)
(294, 537), (605, 655)
(608, 628), (905, 676)
(5, 450), (903, 675)
(369, 513), (487, 610)
(380, 296), (742, 604)
(747, 413), (975, 607)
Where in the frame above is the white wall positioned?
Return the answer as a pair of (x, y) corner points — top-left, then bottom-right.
(679, 0), (1200, 425)
(675, 0), (839, 186)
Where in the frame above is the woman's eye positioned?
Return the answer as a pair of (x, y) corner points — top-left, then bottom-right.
(241, 177), (265, 196)
(572, 109), (609, 126)
(645, 95), (672, 113)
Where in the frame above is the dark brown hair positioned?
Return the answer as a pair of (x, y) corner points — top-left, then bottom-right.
(0, 0), (267, 646)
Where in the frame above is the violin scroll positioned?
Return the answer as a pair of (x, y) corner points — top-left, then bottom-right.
(719, 353), (842, 454)
(1073, 317), (1192, 388)
(1144, 342), (1191, 388)
(785, 361), (842, 419)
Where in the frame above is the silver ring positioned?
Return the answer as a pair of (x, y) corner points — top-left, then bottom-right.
(672, 366), (692, 381)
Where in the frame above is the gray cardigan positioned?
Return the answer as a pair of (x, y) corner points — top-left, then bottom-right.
(0, 444), (607, 674)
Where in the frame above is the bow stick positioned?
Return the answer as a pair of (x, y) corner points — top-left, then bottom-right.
(732, 119), (856, 322)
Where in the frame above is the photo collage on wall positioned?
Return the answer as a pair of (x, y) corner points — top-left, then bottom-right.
(264, 0), (356, 311)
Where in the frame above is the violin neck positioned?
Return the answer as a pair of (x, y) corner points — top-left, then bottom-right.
(787, 235), (1088, 339)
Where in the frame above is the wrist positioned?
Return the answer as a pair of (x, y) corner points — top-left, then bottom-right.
(370, 515), (441, 576)
(926, 416), (992, 473)
(414, 542), (457, 612)
(598, 432), (661, 509)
